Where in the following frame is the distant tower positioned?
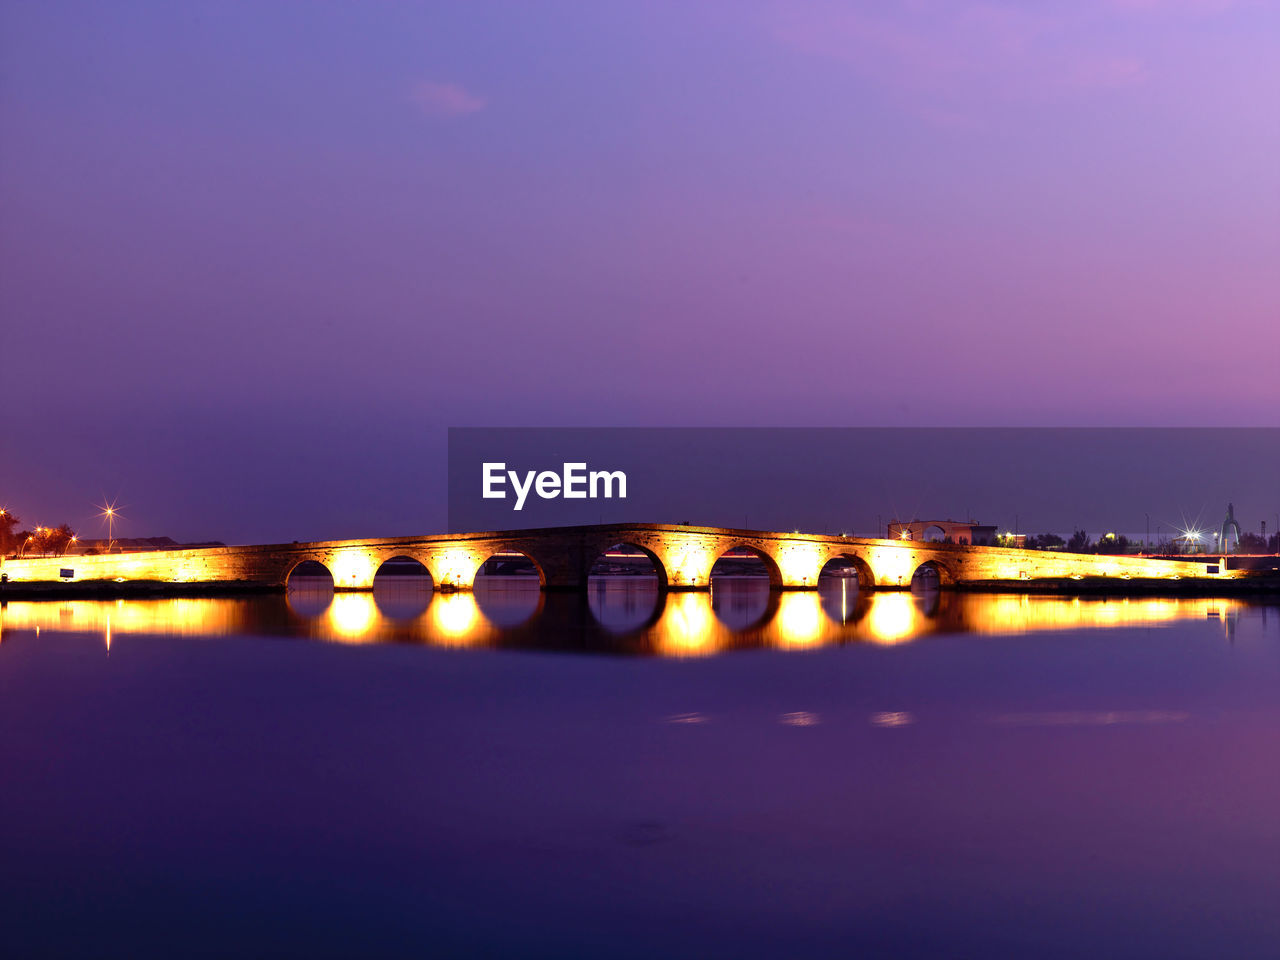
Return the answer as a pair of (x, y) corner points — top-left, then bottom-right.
(1219, 502), (1243, 554)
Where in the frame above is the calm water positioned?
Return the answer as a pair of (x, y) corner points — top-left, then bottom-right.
(1, 578), (1278, 958)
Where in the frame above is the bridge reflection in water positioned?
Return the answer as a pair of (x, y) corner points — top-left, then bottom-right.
(0, 577), (1250, 654)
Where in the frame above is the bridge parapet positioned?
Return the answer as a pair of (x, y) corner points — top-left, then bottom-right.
(0, 523), (1245, 592)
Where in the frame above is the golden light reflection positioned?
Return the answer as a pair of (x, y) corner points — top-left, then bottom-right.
(865, 593), (920, 644)
(427, 592), (485, 645)
(774, 592), (826, 648)
(326, 593), (380, 641)
(0, 598), (247, 637)
(655, 592), (721, 657)
(0, 589), (1254, 657)
(960, 595), (1229, 634)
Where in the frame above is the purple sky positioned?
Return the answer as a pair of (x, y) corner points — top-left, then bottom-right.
(2, 1), (1277, 543)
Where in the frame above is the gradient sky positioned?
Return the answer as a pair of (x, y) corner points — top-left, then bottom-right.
(2, 1), (1277, 543)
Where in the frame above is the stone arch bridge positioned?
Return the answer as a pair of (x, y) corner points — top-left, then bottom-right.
(1, 523), (1236, 591)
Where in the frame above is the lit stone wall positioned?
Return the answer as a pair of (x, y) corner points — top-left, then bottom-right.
(0, 523), (1240, 591)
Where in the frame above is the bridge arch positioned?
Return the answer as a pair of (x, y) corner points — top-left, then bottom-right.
(283, 559), (336, 621)
(372, 555), (433, 587)
(471, 549), (544, 626)
(285, 558), (334, 588)
(371, 555), (433, 621)
(922, 525), (947, 543)
(587, 541), (669, 590)
(710, 543), (783, 589)
(911, 559), (955, 588)
(471, 549), (546, 588)
(818, 552), (876, 591)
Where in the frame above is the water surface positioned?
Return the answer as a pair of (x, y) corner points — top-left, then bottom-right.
(1, 579), (1277, 958)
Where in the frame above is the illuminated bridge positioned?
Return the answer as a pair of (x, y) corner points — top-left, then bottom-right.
(0, 523), (1248, 591)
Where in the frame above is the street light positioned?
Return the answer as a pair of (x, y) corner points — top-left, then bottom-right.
(1183, 528), (1201, 555)
(97, 500), (123, 552)
(62, 535), (78, 557)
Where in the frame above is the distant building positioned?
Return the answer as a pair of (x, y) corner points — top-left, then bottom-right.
(886, 519), (999, 545)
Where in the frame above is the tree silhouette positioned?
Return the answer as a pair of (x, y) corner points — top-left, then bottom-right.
(0, 508), (20, 555)
(1066, 530), (1090, 553)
